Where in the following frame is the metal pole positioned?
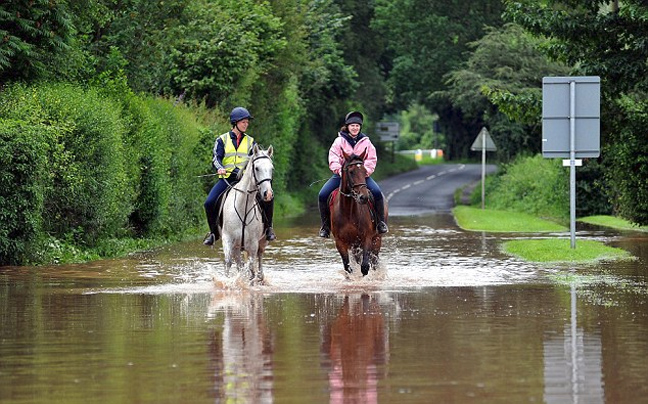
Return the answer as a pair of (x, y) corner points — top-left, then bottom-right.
(569, 81), (576, 249)
(481, 131), (486, 210)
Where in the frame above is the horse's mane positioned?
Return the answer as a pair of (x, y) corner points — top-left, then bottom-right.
(237, 149), (270, 181)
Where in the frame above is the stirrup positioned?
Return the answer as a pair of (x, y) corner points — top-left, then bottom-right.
(377, 221), (388, 234)
(265, 227), (277, 241)
(319, 226), (330, 238)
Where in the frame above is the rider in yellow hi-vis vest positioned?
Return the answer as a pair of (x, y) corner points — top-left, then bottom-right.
(219, 132), (253, 178)
(203, 107), (276, 246)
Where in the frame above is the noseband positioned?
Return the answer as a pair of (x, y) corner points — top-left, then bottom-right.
(340, 161), (368, 200)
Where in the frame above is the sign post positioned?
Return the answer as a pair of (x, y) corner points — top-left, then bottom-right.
(542, 76), (600, 248)
(470, 127), (497, 209)
(376, 122), (400, 162)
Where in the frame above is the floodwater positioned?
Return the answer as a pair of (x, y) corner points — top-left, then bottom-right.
(1, 212), (648, 403)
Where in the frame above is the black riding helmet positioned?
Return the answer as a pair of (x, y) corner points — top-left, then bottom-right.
(344, 111), (363, 126)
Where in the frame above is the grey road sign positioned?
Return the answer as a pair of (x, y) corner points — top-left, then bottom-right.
(542, 76), (601, 249)
(471, 127), (497, 151)
(471, 127), (497, 210)
(542, 76), (600, 158)
(376, 122), (400, 142)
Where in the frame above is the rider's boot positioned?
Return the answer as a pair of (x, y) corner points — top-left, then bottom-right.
(261, 199), (277, 241)
(203, 207), (220, 246)
(376, 200), (389, 234)
(319, 201), (331, 238)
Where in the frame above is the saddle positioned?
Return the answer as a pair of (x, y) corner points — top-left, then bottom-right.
(217, 186), (269, 227)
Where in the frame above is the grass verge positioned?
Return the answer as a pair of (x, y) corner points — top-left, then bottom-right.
(453, 206), (567, 232)
(579, 215), (648, 232)
(454, 206), (632, 263)
(502, 238), (633, 263)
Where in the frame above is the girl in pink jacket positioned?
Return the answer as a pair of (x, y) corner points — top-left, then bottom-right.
(318, 111), (388, 238)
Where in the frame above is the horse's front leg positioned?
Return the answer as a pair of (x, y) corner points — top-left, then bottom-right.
(234, 248), (243, 273)
(335, 239), (352, 274)
(222, 239), (234, 277)
(246, 254), (256, 282)
(360, 248), (371, 276)
(256, 250), (264, 283)
(245, 240), (260, 282)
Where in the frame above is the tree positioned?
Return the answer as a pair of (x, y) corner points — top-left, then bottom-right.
(444, 23), (570, 161)
(504, 0), (648, 225)
(0, 1), (73, 82)
(372, 0), (505, 159)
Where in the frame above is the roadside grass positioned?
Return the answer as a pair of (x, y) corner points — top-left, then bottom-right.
(453, 206), (632, 263)
(453, 206), (567, 232)
(502, 238), (633, 263)
(579, 215), (648, 232)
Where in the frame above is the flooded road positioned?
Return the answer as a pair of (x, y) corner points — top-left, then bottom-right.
(2, 210), (648, 403)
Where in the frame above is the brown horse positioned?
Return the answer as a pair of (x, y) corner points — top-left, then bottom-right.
(330, 151), (385, 276)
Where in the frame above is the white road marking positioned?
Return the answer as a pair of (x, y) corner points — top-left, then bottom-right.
(385, 164), (466, 202)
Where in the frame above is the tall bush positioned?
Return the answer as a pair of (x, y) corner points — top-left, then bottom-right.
(0, 82), (210, 265)
(144, 98), (206, 235)
(0, 83), (132, 244)
(483, 154), (569, 222)
(0, 120), (53, 264)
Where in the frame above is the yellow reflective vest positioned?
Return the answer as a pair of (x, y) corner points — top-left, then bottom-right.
(219, 132), (254, 177)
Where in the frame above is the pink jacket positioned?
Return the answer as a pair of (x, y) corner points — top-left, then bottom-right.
(328, 133), (378, 176)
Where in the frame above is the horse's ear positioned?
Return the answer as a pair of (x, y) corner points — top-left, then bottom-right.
(359, 149), (367, 161)
(253, 143), (260, 154)
(342, 150), (350, 161)
(267, 145), (273, 157)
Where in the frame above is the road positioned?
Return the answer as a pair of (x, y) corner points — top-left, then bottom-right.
(379, 163), (497, 216)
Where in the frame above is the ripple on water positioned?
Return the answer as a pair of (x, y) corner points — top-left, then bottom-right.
(87, 220), (551, 296)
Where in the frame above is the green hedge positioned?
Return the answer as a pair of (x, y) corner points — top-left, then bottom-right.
(481, 154), (570, 223)
(0, 82), (207, 265)
(0, 120), (53, 265)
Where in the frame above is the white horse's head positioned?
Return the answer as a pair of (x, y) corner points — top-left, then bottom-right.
(250, 144), (274, 202)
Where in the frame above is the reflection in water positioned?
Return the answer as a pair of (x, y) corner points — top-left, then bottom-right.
(208, 288), (274, 403)
(1, 214), (648, 403)
(321, 294), (389, 403)
(544, 284), (603, 404)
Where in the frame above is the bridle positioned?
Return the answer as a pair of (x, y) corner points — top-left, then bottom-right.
(249, 154), (273, 193)
(340, 160), (368, 201)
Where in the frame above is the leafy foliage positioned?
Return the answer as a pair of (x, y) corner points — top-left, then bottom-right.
(445, 23), (571, 161)
(373, 0), (504, 109)
(0, 1), (73, 82)
(503, 0), (648, 224)
(482, 154), (570, 223)
(372, 0), (505, 160)
(0, 82), (207, 265)
(0, 120), (53, 264)
(166, 0), (286, 107)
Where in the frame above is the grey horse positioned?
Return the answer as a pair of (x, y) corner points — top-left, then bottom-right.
(219, 145), (274, 283)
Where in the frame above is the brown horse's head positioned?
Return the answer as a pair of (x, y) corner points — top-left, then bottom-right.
(341, 150), (370, 204)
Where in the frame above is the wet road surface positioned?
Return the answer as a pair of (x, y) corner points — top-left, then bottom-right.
(1, 164), (647, 403)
